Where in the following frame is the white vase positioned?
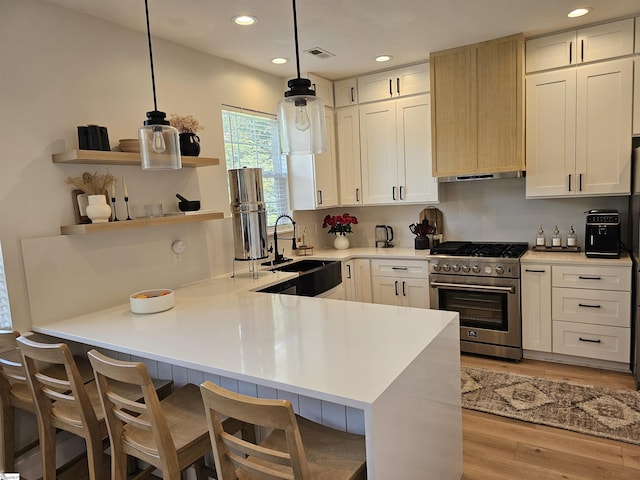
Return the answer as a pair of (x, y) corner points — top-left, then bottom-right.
(85, 194), (111, 223)
(333, 234), (350, 250)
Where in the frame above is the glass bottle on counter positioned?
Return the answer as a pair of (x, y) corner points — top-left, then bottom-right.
(536, 225), (546, 247)
(552, 225), (562, 247)
(567, 225), (577, 247)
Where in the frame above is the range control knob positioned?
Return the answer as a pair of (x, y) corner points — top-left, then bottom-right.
(495, 265), (505, 275)
(432, 263), (441, 272)
(441, 263), (451, 272)
(452, 264), (461, 272)
(471, 264), (480, 273)
(462, 264), (470, 273)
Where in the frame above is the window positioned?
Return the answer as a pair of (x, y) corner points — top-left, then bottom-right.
(221, 107), (290, 227)
(0, 242), (12, 330)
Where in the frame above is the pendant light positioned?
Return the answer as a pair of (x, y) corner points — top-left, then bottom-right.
(138, 0), (181, 170)
(278, 0), (326, 155)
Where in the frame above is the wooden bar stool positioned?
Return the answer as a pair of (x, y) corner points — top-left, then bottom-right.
(199, 380), (367, 480)
(16, 336), (169, 480)
(87, 349), (213, 480)
(0, 331), (94, 472)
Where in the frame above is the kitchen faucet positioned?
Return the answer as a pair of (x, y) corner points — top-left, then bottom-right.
(272, 214), (297, 264)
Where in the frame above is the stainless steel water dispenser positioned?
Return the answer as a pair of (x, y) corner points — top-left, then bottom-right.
(229, 168), (268, 261)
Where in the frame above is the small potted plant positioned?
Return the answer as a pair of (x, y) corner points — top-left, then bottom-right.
(168, 114), (205, 157)
(322, 213), (358, 250)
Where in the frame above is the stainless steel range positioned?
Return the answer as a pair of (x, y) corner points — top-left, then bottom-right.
(428, 241), (529, 360)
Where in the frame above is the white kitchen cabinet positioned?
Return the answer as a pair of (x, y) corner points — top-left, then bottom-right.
(525, 18), (634, 73)
(343, 258), (372, 303)
(357, 63), (430, 104)
(526, 59), (633, 198)
(334, 78), (358, 107)
(287, 108), (338, 210)
(336, 106), (362, 206)
(370, 259), (429, 309)
(551, 263), (631, 364)
(360, 94), (438, 205)
(521, 264), (552, 353)
(306, 73), (334, 107)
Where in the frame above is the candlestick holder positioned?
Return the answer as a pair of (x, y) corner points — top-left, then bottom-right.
(110, 197), (119, 221)
(124, 196), (132, 220)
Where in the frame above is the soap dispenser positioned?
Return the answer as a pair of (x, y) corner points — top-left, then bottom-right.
(567, 225), (577, 247)
(552, 225), (562, 247)
(536, 225), (546, 247)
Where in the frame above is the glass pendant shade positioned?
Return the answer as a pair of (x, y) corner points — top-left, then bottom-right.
(278, 79), (326, 155)
(139, 110), (182, 170)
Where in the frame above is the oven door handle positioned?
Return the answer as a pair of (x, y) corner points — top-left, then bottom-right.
(430, 281), (516, 294)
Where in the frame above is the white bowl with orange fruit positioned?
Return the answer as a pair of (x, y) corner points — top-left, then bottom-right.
(129, 289), (174, 314)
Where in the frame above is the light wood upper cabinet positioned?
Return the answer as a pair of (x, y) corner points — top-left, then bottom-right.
(357, 63), (430, 104)
(430, 33), (524, 178)
(526, 18), (634, 73)
(334, 78), (358, 107)
(526, 59), (633, 197)
(336, 106), (362, 206)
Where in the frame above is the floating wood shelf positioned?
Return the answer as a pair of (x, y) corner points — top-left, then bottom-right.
(52, 149), (219, 168)
(60, 211), (224, 235)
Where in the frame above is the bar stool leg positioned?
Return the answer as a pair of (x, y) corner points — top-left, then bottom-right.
(0, 402), (15, 472)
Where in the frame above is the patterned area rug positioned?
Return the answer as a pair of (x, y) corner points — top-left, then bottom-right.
(461, 366), (640, 445)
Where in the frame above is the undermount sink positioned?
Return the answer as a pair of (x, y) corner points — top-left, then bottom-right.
(269, 259), (334, 273)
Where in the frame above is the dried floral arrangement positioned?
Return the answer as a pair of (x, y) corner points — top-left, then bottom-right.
(168, 114), (205, 134)
(66, 172), (115, 195)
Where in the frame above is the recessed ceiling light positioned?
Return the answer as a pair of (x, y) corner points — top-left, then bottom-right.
(567, 8), (592, 18)
(233, 15), (257, 26)
(375, 55), (392, 62)
(271, 57), (288, 65)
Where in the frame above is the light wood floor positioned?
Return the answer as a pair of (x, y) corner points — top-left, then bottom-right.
(461, 354), (640, 480)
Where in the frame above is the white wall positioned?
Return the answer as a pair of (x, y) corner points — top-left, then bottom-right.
(0, 0), (284, 331)
(294, 178), (629, 250)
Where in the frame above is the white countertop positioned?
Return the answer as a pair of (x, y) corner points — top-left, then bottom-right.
(291, 247), (431, 262)
(35, 265), (456, 408)
(521, 250), (632, 266)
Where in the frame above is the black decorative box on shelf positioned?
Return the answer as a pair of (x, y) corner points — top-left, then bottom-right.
(532, 246), (581, 252)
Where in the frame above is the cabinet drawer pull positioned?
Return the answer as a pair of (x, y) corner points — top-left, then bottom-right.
(402, 281), (406, 296)
(525, 269), (546, 273)
(394, 280), (399, 296)
(578, 303), (601, 309)
(578, 337), (601, 344)
(578, 276), (601, 280)
(391, 267), (409, 271)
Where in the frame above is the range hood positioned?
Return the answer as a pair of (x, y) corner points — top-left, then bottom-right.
(436, 171), (525, 183)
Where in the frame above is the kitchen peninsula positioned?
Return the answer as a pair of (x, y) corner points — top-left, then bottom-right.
(32, 264), (463, 479)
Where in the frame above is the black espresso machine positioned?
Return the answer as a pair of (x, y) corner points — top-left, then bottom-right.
(585, 209), (621, 258)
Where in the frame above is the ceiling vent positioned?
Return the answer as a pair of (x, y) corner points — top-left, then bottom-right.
(304, 47), (335, 59)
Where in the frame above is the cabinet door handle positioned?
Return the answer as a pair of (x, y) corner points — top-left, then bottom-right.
(402, 281), (406, 296)
(392, 267), (408, 271)
(394, 280), (399, 296)
(579, 173), (583, 191)
(347, 264), (352, 279)
(317, 190), (323, 205)
(569, 41), (573, 64)
(389, 79), (393, 96)
(350, 87), (355, 103)
(525, 269), (547, 273)
(392, 186), (397, 200)
(312, 83), (317, 93)
(399, 185), (404, 200)
(396, 77), (400, 95)
(581, 39), (584, 62)
(356, 188), (360, 202)
(579, 337), (601, 344)
(578, 303), (601, 309)
(568, 174), (572, 192)
(578, 276), (601, 280)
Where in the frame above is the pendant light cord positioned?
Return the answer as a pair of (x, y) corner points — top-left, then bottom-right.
(292, 0), (301, 79)
(144, 0), (158, 111)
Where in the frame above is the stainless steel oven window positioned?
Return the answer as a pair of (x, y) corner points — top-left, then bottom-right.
(438, 289), (508, 330)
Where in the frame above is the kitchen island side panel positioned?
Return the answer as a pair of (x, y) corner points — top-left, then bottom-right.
(365, 316), (462, 479)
